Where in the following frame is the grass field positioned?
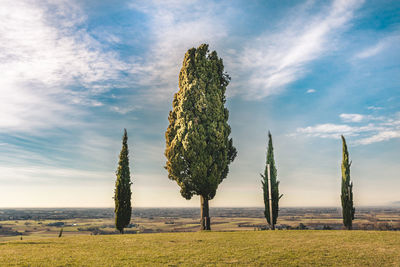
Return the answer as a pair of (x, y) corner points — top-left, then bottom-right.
(1, 230), (399, 266)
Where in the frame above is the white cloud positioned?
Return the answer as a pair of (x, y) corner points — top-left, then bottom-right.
(340, 113), (387, 123)
(129, 0), (229, 103)
(357, 130), (400, 145)
(129, 0), (364, 102)
(294, 113), (400, 145)
(0, 0), (129, 133)
(0, 165), (111, 183)
(355, 42), (386, 59)
(340, 113), (365, 122)
(306, 89), (316, 93)
(233, 0), (363, 99)
(367, 106), (383, 110)
(296, 123), (359, 139)
(110, 106), (138, 115)
(354, 34), (400, 59)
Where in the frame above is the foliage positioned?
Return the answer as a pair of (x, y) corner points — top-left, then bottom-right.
(114, 129), (132, 234)
(261, 132), (282, 228)
(165, 44), (237, 230)
(341, 135), (355, 230)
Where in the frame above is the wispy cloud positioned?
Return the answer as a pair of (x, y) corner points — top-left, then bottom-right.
(296, 123), (367, 138)
(354, 34), (400, 59)
(367, 106), (383, 111)
(129, 0), (365, 102)
(0, 165), (111, 184)
(357, 130), (400, 145)
(306, 89), (316, 94)
(340, 113), (385, 123)
(0, 0), (129, 133)
(233, 0), (364, 99)
(294, 113), (400, 145)
(110, 106), (138, 115)
(355, 42), (386, 59)
(340, 113), (365, 122)
(129, 0), (230, 103)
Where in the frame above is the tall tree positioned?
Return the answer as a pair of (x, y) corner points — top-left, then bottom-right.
(341, 135), (355, 230)
(165, 44), (237, 230)
(114, 129), (132, 234)
(261, 131), (282, 230)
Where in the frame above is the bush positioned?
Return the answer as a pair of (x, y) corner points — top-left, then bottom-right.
(296, 223), (308, 230)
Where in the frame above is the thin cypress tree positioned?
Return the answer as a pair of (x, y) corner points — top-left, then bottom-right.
(114, 129), (132, 234)
(261, 131), (282, 230)
(165, 44), (237, 230)
(341, 135), (355, 230)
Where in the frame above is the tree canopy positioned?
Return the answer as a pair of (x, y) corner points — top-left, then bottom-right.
(261, 131), (282, 229)
(165, 44), (236, 229)
(341, 135), (355, 230)
(114, 129), (132, 234)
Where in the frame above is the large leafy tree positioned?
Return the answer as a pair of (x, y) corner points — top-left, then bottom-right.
(165, 44), (237, 230)
(261, 131), (282, 230)
(341, 135), (355, 230)
(114, 129), (132, 234)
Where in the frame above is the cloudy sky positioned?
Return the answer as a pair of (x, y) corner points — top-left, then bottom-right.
(0, 0), (399, 208)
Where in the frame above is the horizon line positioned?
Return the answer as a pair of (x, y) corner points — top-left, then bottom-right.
(0, 205), (399, 209)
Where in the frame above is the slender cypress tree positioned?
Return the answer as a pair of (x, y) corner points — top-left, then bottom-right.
(114, 129), (132, 234)
(165, 44), (237, 230)
(341, 135), (355, 230)
(261, 131), (282, 230)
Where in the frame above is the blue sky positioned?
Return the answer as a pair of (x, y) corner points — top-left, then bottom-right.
(0, 0), (399, 207)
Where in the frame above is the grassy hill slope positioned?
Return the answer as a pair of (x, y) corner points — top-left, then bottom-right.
(1, 231), (399, 266)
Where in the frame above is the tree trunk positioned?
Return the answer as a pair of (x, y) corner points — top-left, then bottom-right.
(200, 195), (211, 230)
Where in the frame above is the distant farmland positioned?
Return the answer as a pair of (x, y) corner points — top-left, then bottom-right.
(1, 207), (400, 241)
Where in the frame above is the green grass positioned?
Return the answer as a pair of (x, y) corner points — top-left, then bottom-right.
(1, 231), (399, 266)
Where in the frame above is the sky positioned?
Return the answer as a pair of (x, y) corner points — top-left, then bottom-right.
(0, 0), (399, 208)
